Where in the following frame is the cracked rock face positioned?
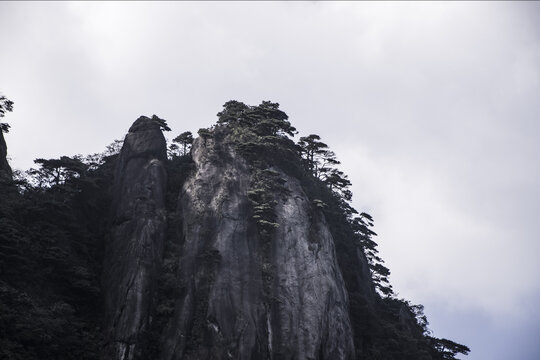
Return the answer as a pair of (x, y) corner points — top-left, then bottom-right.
(160, 130), (355, 360)
(103, 116), (168, 360)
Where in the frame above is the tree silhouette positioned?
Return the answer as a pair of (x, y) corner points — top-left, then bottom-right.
(297, 134), (352, 201)
(429, 337), (471, 359)
(29, 156), (87, 188)
(151, 115), (171, 132)
(297, 134), (333, 176)
(351, 212), (394, 297)
(323, 168), (352, 201)
(217, 100), (249, 125)
(173, 131), (194, 156)
(0, 95), (14, 133)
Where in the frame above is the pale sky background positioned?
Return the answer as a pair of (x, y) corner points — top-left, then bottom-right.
(1, 2), (539, 359)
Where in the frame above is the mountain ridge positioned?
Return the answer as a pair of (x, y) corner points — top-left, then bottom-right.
(0, 100), (470, 360)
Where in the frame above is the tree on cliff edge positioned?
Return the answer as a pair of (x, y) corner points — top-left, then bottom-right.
(0, 95), (14, 133)
(152, 115), (171, 132)
(173, 131), (194, 156)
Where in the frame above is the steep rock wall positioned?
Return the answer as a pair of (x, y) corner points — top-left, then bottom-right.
(103, 116), (168, 359)
(161, 130), (355, 360)
(270, 173), (355, 359)
(0, 131), (12, 182)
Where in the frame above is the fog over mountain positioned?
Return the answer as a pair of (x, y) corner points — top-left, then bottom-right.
(1, 2), (539, 359)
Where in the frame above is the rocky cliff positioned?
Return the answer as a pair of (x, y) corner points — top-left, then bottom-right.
(160, 128), (355, 360)
(103, 116), (168, 359)
(102, 119), (361, 359)
(97, 108), (466, 360)
(0, 131), (12, 182)
(0, 103), (469, 360)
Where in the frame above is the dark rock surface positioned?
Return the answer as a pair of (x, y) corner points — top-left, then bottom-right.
(0, 131), (12, 182)
(160, 132), (355, 360)
(270, 173), (355, 359)
(102, 116), (168, 360)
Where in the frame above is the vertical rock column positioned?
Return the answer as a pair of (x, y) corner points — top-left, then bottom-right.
(103, 116), (168, 360)
(0, 131), (12, 182)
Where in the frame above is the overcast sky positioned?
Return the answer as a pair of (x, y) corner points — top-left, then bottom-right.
(1, 2), (539, 359)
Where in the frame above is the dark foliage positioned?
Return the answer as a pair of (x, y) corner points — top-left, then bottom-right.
(172, 131), (194, 156)
(0, 94), (14, 133)
(151, 115), (171, 132)
(0, 146), (118, 359)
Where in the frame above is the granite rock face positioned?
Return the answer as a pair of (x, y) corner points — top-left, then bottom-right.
(0, 131), (12, 182)
(102, 121), (362, 359)
(269, 173), (355, 360)
(102, 116), (168, 360)
(160, 130), (355, 360)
